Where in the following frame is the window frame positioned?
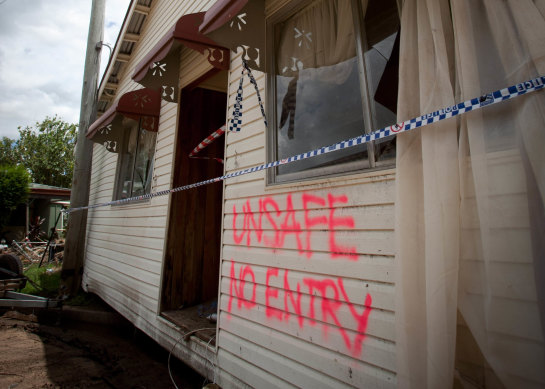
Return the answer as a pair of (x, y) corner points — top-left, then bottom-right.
(112, 118), (157, 201)
(266, 0), (400, 185)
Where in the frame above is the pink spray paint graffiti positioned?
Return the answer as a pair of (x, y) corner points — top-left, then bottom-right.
(228, 262), (373, 358)
(227, 191), (372, 357)
(232, 192), (358, 260)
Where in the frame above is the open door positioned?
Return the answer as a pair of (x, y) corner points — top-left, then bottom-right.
(161, 74), (227, 341)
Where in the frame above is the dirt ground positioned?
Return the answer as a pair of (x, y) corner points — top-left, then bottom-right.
(0, 308), (205, 389)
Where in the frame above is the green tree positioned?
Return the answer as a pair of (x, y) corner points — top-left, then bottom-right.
(0, 165), (30, 231)
(16, 116), (77, 188)
(0, 136), (17, 166)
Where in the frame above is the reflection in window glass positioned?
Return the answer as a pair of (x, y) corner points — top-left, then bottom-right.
(132, 128), (155, 196)
(276, 58), (368, 175)
(115, 120), (156, 200)
(271, 0), (399, 182)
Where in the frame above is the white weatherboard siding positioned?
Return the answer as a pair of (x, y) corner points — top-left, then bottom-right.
(215, 48), (397, 388)
(83, 0), (235, 384)
(84, 0), (398, 387)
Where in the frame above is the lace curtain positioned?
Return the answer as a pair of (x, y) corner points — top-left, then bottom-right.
(275, 0), (362, 76)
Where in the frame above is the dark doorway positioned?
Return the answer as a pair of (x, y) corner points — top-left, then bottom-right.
(161, 83), (227, 338)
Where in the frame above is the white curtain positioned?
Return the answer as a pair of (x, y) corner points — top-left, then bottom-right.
(275, 0), (360, 76)
(395, 0), (545, 388)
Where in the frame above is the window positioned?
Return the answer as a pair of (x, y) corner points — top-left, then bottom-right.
(114, 118), (157, 200)
(268, 0), (400, 183)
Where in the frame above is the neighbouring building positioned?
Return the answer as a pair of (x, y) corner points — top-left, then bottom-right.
(82, 0), (545, 388)
(1, 183), (70, 242)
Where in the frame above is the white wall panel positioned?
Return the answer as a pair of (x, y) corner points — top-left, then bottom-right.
(215, 32), (398, 385)
(85, 0), (400, 387)
(83, 0), (227, 383)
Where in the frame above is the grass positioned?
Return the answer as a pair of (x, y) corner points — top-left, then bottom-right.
(19, 263), (98, 306)
(20, 263), (61, 298)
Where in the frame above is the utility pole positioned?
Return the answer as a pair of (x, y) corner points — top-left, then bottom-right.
(61, 0), (105, 296)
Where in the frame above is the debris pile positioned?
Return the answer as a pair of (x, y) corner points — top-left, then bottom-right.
(5, 239), (64, 269)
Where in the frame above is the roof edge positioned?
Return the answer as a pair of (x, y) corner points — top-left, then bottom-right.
(97, 0), (139, 100)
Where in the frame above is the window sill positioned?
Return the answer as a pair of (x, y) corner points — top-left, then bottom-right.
(110, 198), (151, 207)
(265, 164), (396, 192)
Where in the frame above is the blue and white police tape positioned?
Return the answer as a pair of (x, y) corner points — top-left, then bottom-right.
(64, 75), (545, 214)
(229, 60), (267, 132)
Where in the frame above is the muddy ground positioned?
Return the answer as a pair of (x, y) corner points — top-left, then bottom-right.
(0, 308), (205, 389)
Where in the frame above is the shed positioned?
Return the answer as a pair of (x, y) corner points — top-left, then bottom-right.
(1, 183), (70, 242)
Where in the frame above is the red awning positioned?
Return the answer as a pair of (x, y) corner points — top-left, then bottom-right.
(200, 0), (248, 35)
(132, 12), (229, 102)
(86, 88), (161, 153)
(199, 0), (264, 72)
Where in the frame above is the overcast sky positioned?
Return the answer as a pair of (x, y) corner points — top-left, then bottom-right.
(0, 0), (131, 139)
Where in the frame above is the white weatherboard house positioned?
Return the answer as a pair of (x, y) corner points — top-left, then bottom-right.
(83, 0), (545, 387)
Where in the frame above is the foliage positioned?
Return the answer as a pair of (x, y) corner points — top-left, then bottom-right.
(0, 164), (30, 230)
(0, 137), (17, 166)
(15, 116), (77, 188)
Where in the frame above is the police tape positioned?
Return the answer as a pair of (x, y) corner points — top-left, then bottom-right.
(63, 75), (545, 214)
(188, 125), (226, 163)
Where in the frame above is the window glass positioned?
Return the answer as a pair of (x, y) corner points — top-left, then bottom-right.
(271, 0), (399, 182)
(131, 128), (155, 196)
(362, 0), (399, 164)
(114, 119), (156, 200)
